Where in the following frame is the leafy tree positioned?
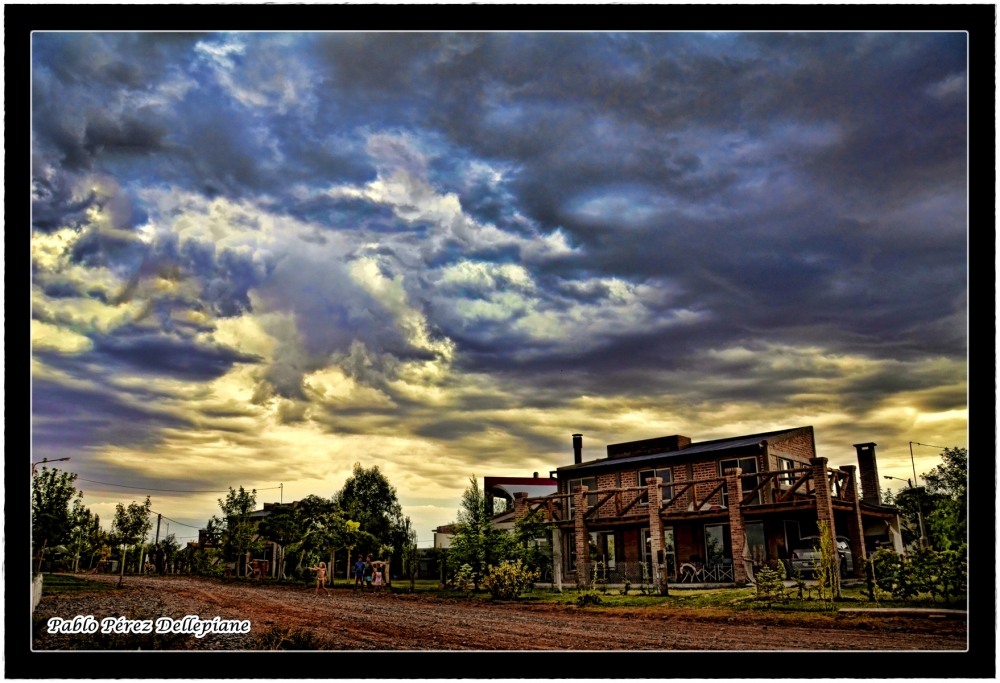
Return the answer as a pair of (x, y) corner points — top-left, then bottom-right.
(921, 447), (967, 551)
(32, 467), (79, 574)
(335, 463), (413, 574)
(450, 476), (517, 588)
(110, 497), (153, 587)
(257, 505), (304, 580)
(210, 486), (262, 576)
(513, 509), (553, 580)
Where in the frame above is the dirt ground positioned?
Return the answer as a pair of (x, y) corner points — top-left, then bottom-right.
(32, 574), (967, 651)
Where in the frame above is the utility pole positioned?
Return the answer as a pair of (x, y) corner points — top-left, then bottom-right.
(280, 483), (283, 505)
(908, 442), (929, 549)
(155, 513), (162, 545)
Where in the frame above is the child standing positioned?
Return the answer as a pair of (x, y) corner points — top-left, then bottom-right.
(310, 561), (330, 596)
(374, 568), (383, 593)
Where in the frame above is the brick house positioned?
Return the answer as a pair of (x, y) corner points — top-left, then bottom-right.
(514, 427), (902, 590)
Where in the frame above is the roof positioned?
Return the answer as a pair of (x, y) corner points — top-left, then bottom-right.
(491, 483), (558, 499)
(558, 426), (811, 475)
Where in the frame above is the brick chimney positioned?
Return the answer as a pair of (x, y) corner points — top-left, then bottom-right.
(573, 434), (583, 464)
(853, 442), (880, 505)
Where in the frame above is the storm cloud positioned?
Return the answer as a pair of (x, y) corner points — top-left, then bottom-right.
(31, 32), (967, 536)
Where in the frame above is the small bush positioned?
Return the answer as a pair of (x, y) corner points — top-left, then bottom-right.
(575, 591), (603, 607)
(620, 579), (631, 596)
(454, 564), (475, 596)
(481, 560), (540, 600)
(754, 566), (788, 605)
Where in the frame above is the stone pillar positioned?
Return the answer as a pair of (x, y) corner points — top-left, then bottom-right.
(840, 465), (867, 577)
(810, 456), (840, 596)
(647, 477), (669, 595)
(573, 486), (589, 587)
(723, 467), (748, 585)
(552, 527), (563, 592)
(513, 492), (529, 519)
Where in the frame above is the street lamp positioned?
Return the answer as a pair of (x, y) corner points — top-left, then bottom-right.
(31, 457), (69, 474)
(908, 441), (949, 550)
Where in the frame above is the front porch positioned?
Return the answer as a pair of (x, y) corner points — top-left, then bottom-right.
(520, 456), (899, 592)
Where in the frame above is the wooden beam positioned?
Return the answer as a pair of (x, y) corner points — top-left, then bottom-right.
(584, 490), (618, 519)
(741, 472), (779, 505)
(661, 481), (696, 510)
(695, 481), (725, 511)
(618, 490), (647, 517)
(778, 470), (812, 502)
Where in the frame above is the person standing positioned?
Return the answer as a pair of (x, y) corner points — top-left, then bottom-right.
(363, 555), (374, 592)
(310, 562), (330, 596)
(374, 567), (383, 593)
(353, 555), (365, 591)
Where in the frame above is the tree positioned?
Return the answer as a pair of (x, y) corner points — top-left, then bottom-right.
(257, 505), (304, 580)
(513, 509), (553, 580)
(32, 467), (80, 574)
(211, 486), (262, 577)
(449, 476), (517, 589)
(110, 497), (153, 587)
(921, 447), (967, 551)
(335, 463), (413, 576)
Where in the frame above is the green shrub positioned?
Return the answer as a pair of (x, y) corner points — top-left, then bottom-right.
(481, 560), (540, 600)
(871, 547), (966, 603)
(620, 579), (631, 596)
(753, 566), (787, 605)
(454, 563), (475, 596)
(575, 591), (603, 607)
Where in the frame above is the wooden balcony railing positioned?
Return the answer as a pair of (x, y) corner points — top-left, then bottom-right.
(524, 466), (857, 524)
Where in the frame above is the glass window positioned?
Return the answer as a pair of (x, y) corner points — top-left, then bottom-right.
(704, 523), (732, 564)
(638, 468), (673, 504)
(778, 458), (799, 486)
(745, 521), (766, 566)
(567, 477), (598, 515)
(719, 457), (759, 506)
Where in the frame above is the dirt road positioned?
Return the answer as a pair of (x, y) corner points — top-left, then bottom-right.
(33, 575), (966, 651)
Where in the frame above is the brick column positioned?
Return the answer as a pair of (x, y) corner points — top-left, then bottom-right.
(853, 443), (880, 505)
(551, 527), (563, 592)
(647, 477), (669, 595)
(810, 457), (840, 596)
(513, 492), (529, 520)
(723, 467), (747, 585)
(840, 465), (867, 577)
(573, 486), (589, 586)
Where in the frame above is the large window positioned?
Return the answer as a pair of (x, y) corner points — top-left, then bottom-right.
(640, 527), (676, 578)
(704, 523), (732, 564)
(719, 457), (759, 506)
(777, 457), (799, 486)
(745, 521), (767, 566)
(638, 468), (673, 504)
(566, 477), (597, 515)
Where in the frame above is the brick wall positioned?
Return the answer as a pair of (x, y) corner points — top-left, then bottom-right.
(692, 461), (722, 506)
(664, 464), (689, 512)
(595, 472), (617, 517)
(771, 430), (815, 461)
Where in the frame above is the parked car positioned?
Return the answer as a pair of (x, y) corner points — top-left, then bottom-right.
(790, 535), (853, 578)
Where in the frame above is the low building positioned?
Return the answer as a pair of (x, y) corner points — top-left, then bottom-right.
(517, 428), (902, 589)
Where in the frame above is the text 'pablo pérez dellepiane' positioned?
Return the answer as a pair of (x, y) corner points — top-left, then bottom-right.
(47, 615), (251, 638)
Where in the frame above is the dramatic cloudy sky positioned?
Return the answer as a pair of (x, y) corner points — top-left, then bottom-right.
(31, 32), (967, 542)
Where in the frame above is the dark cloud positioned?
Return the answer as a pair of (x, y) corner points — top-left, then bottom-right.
(32, 32), (967, 466)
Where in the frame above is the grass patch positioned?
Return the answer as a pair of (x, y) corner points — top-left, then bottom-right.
(41, 574), (118, 595)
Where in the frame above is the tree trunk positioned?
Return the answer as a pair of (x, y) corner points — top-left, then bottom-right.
(118, 547), (127, 588)
(34, 540), (48, 575)
(329, 549), (335, 587)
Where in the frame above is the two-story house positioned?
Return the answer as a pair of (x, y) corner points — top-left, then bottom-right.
(513, 427), (902, 589)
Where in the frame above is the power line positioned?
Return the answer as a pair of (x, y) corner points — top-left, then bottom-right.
(149, 511), (203, 531)
(75, 477), (281, 494)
